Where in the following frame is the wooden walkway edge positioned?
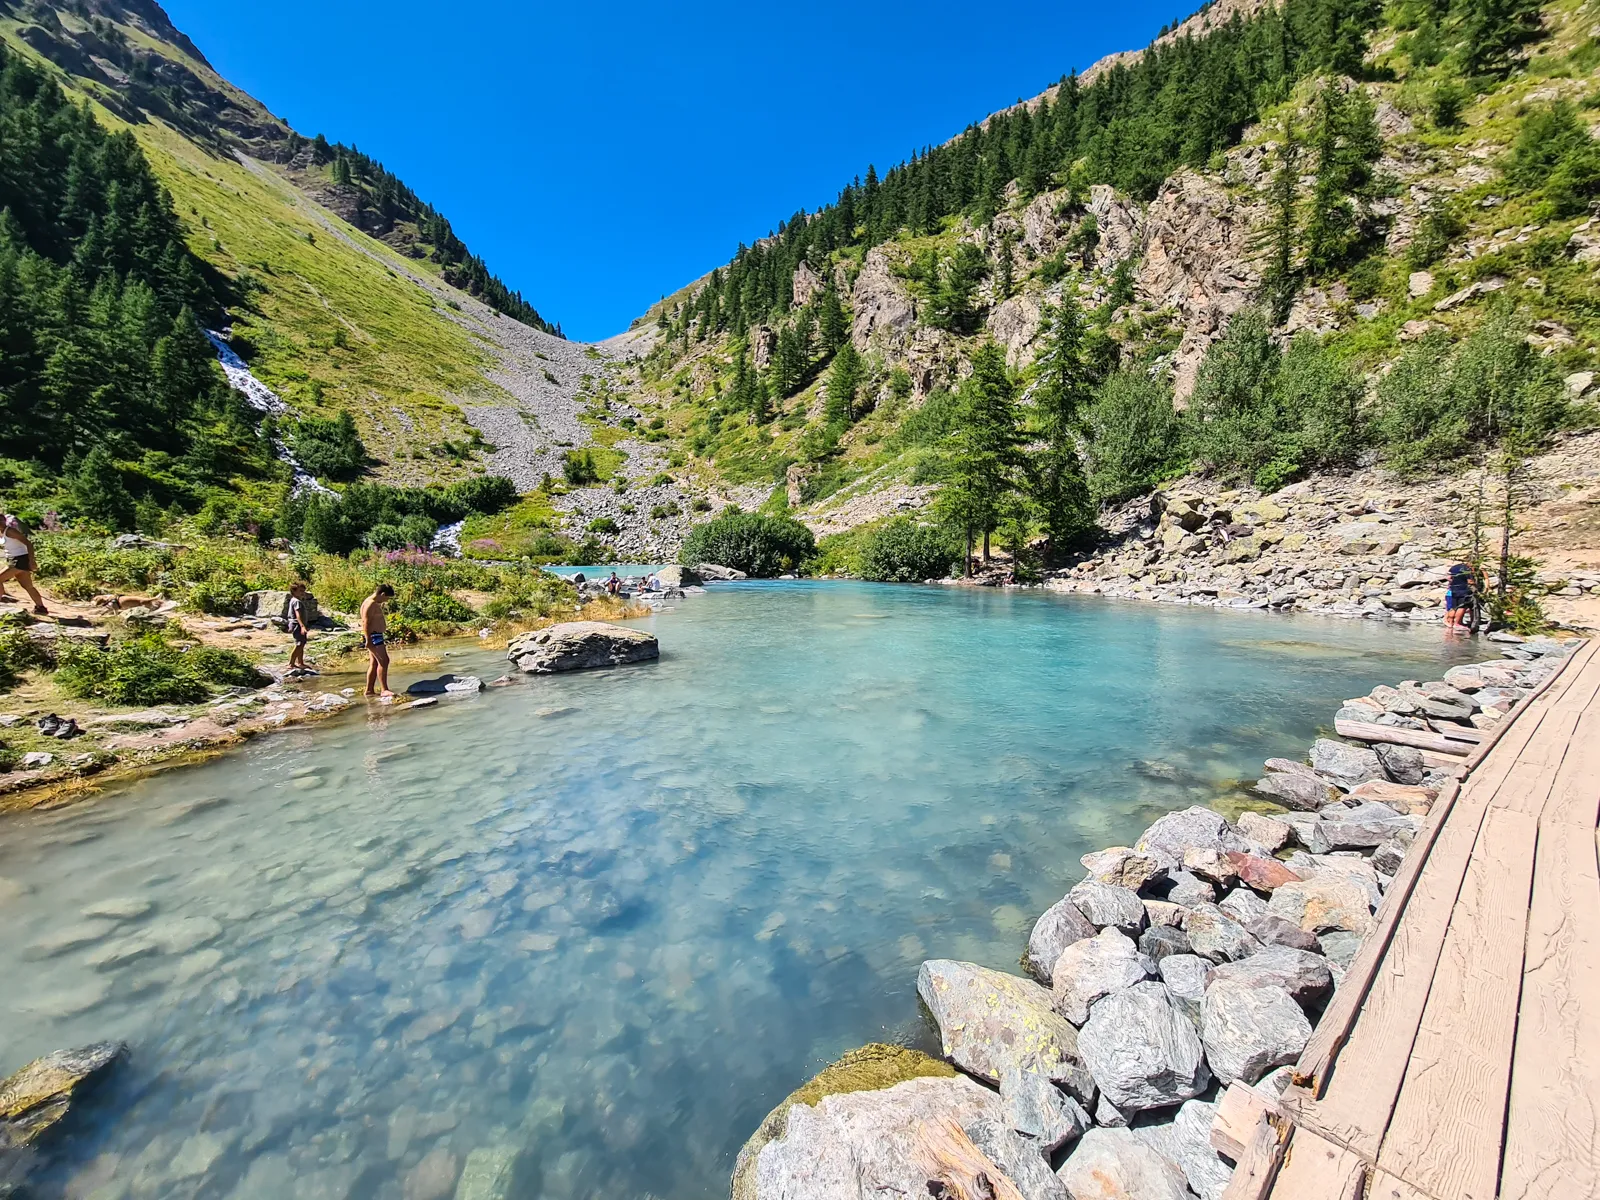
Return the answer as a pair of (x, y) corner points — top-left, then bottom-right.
(1226, 639), (1600, 1200)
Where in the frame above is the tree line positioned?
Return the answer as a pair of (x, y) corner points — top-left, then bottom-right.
(0, 41), (277, 523)
(292, 132), (562, 336)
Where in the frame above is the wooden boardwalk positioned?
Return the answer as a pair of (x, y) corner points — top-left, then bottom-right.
(1232, 638), (1600, 1200)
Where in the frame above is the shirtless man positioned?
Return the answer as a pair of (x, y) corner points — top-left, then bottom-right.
(360, 583), (395, 697)
(0, 511), (47, 614)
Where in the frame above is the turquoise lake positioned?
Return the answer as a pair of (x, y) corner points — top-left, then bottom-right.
(0, 583), (1481, 1199)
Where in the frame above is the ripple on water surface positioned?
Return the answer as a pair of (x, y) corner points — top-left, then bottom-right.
(0, 583), (1482, 1199)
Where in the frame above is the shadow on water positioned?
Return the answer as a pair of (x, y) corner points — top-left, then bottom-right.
(0, 583), (1483, 1200)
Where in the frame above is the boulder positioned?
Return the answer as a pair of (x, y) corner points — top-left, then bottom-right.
(730, 1045), (1001, 1200)
(1166, 871), (1217, 909)
(1267, 876), (1375, 935)
(1246, 914), (1323, 953)
(1143, 900), (1186, 929)
(1183, 904), (1260, 963)
(1374, 743), (1425, 786)
(1225, 852), (1301, 892)
(965, 1118), (1071, 1200)
(1237, 811), (1291, 853)
(1254, 771), (1339, 811)
(1135, 807), (1250, 866)
(1067, 881), (1146, 938)
(506, 622), (658, 674)
(1201, 979), (1313, 1085)
(1318, 930), (1364, 970)
(1205, 947), (1333, 1007)
(1135, 1099), (1234, 1200)
(0, 1041), (126, 1148)
(1080, 848), (1164, 891)
(1056, 1127), (1190, 1200)
(1026, 897), (1097, 983)
(1181, 848), (1238, 887)
(1077, 983), (1209, 1113)
(404, 674), (484, 697)
(1217, 887), (1269, 926)
(1310, 739), (1385, 788)
(1317, 802), (1420, 850)
(694, 563), (748, 581)
(654, 565), (699, 588)
(1051, 929), (1151, 1025)
(1347, 779), (1435, 814)
(244, 589), (319, 624)
(1372, 837), (1408, 876)
(1157, 955), (1209, 1029)
(1139, 925), (1192, 963)
(1285, 854), (1384, 909)
(1000, 1067), (1091, 1153)
(917, 961), (1084, 1085)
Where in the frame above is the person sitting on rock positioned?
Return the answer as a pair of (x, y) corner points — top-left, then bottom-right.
(605, 572), (621, 595)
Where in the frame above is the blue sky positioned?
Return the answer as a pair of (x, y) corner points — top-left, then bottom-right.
(161, 0), (1197, 340)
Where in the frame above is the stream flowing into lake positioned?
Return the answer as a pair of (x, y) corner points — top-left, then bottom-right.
(1, 584), (1481, 1200)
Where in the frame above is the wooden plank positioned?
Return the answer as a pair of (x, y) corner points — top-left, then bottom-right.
(1367, 1168), (1439, 1200)
(1212, 1081), (1278, 1160)
(1220, 1110), (1292, 1200)
(1334, 719), (1469, 755)
(1293, 780), (1461, 1092)
(1294, 686), (1563, 1156)
(1376, 805), (1541, 1200)
(1499, 703), (1600, 1200)
(1267, 1127), (1368, 1200)
(1464, 642), (1595, 769)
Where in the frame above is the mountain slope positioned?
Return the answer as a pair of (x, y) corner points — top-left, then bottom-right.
(0, 0), (581, 490)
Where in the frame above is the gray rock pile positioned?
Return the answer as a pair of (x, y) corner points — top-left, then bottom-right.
(730, 633), (1585, 1200)
(1043, 466), (1600, 624)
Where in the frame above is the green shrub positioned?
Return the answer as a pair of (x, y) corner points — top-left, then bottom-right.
(444, 474), (517, 515)
(1503, 103), (1600, 216)
(57, 636), (206, 705)
(289, 410), (367, 481)
(858, 519), (958, 582)
(649, 502), (680, 519)
(563, 449), (600, 485)
(680, 508), (815, 577)
(186, 574), (249, 615)
(587, 517), (620, 535)
(0, 629), (50, 691)
(187, 645), (270, 689)
(68, 447), (136, 531)
(1085, 370), (1188, 502)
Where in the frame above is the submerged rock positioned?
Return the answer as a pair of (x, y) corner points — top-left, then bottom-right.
(730, 1044), (998, 1200)
(1077, 982), (1209, 1113)
(918, 961), (1085, 1086)
(1254, 771), (1338, 811)
(0, 1041), (126, 1149)
(1056, 1126), (1190, 1200)
(506, 622), (658, 674)
(405, 674), (484, 697)
(1310, 739), (1385, 788)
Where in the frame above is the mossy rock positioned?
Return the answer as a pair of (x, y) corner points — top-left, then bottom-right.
(1210, 789), (1290, 824)
(728, 1043), (955, 1200)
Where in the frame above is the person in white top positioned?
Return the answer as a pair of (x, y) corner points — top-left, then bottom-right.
(0, 512), (46, 614)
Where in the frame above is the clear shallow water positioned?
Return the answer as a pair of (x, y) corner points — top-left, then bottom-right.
(1, 584), (1480, 1200)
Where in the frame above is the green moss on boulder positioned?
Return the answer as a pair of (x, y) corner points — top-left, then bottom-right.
(729, 1043), (955, 1200)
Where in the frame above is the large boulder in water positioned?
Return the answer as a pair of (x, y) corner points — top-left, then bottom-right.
(695, 563), (748, 581)
(506, 622), (658, 674)
(917, 961), (1086, 1088)
(0, 1041), (125, 1149)
(729, 1044), (999, 1200)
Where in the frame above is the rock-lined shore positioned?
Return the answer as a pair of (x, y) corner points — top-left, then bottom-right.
(731, 632), (1583, 1200)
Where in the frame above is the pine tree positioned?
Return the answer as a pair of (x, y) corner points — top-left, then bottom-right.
(1458, 0), (1540, 77)
(817, 284), (848, 353)
(937, 342), (1025, 566)
(69, 447), (136, 530)
(826, 339), (863, 426)
(1030, 293), (1096, 556)
(1304, 84), (1380, 276)
(1260, 115), (1300, 323)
